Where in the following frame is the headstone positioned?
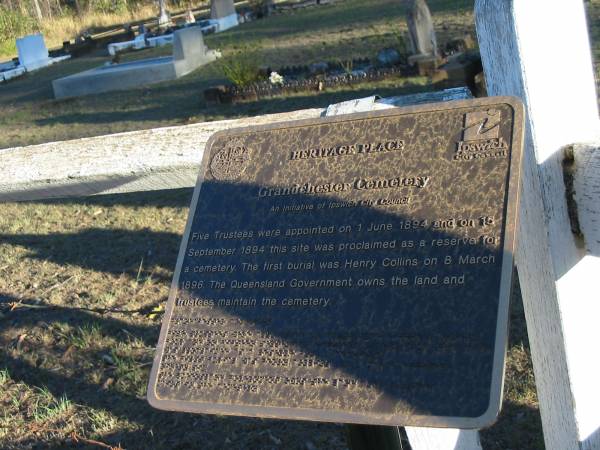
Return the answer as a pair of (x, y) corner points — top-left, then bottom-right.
(53, 27), (218, 98)
(16, 33), (50, 71)
(158, 0), (171, 28)
(185, 9), (196, 24)
(172, 26), (218, 77)
(406, 0), (437, 63)
(148, 97), (524, 428)
(210, 0), (239, 31)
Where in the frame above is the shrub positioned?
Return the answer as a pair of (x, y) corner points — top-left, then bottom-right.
(90, 0), (129, 15)
(0, 6), (38, 48)
(219, 49), (261, 88)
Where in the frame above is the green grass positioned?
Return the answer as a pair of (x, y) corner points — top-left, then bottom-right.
(88, 408), (118, 434)
(33, 389), (72, 422)
(0, 368), (9, 385)
(0, 0), (476, 150)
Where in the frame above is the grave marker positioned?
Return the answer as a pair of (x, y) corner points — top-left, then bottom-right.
(16, 33), (50, 71)
(210, 0), (239, 31)
(406, 0), (440, 74)
(53, 27), (218, 99)
(406, 0), (437, 57)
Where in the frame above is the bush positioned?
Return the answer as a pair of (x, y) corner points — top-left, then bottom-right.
(219, 49), (261, 88)
(0, 6), (38, 47)
(91, 0), (129, 14)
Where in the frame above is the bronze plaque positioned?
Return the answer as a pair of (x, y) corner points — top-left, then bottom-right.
(148, 97), (524, 428)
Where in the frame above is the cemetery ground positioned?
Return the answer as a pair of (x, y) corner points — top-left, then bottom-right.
(0, 188), (541, 450)
(0, 0), (597, 449)
(0, 0), (477, 149)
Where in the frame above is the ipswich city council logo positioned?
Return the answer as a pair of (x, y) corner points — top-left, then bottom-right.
(454, 109), (508, 161)
(210, 138), (251, 180)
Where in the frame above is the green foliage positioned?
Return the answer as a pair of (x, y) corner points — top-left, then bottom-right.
(0, 368), (9, 385)
(338, 58), (353, 75)
(392, 30), (408, 55)
(88, 408), (118, 434)
(0, 6), (38, 46)
(110, 348), (146, 393)
(219, 48), (261, 88)
(90, 0), (129, 14)
(72, 323), (103, 349)
(247, 0), (271, 17)
(32, 388), (71, 422)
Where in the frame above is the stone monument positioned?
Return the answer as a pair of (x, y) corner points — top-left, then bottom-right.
(16, 34), (51, 71)
(210, 0), (239, 32)
(157, 0), (171, 29)
(405, 0), (439, 73)
(53, 27), (219, 99)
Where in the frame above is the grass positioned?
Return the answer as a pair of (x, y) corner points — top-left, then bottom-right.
(0, 368), (9, 385)
(0, 0), (476, 150)
(0, 0), (597, 448)
(0, 2), (211, 60)
(32, 389), (72, 422)
(0, 187), (544, 449)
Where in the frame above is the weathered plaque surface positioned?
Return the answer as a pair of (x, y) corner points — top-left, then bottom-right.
(148, 97), (524, 428)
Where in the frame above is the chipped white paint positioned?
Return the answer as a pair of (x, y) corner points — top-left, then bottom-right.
(405, 428), (482, 450)
(476, 1), (600, 450)
(0, 89), (470, 202)
(573, 144), (600, 256)
(0, 108), (321, 201)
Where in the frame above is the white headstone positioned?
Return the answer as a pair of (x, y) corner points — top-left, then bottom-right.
(172, 26), (218, 76)
(406, 0), (437, 57)
(16, 33), (50, 71)
(210, 0), (239, 31)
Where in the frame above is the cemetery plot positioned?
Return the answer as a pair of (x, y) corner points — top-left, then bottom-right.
(149, 97), (524, 428)
(52, 27), (219, 99)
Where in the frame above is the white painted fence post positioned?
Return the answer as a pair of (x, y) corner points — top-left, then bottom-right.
(476, 1), (600, 450)
(405, 428), (482, 450)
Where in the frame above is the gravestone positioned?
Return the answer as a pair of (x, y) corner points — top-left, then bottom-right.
(185, 9), (196, 24)
(148, 97), (524, 428)
(53, 27), (218, 99)
(406, 0), (439, 72)
(406, 0), (437, 57)
(172, 27), (217, 76)
(158, 0), (171, 28)
(16, 34), (50, 71)
(210, 0), (239, 31)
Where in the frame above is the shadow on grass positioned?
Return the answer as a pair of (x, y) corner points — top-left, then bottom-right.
(32, 82), (436, 129)
(0, 293), (345, 449)
(0, 284), (544, 450)
(0, 228), (181, 281)
(0, 57), (108, 105)
(480, 401), (545, 450)
(25, 187), (195, 208)
(0, 292), (158, 347)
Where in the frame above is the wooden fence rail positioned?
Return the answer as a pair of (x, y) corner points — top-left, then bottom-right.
(0, 89), (469, 203)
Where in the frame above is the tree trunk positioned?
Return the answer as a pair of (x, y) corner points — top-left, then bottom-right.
(32, 0), (44, 21)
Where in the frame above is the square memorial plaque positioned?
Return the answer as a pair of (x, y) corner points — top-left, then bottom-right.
(148, 97), (524, 428)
